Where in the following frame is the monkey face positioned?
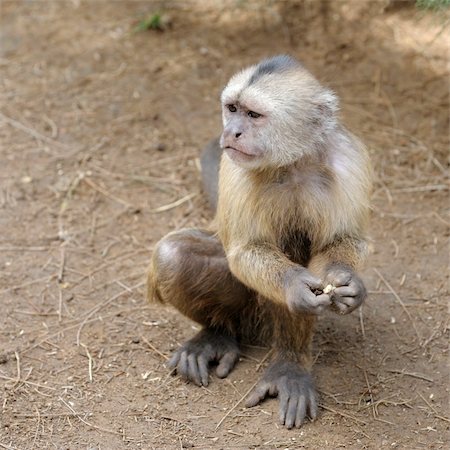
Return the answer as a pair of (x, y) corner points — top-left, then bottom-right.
(220, 56), (339, 171)
(220, 101), (268, 169)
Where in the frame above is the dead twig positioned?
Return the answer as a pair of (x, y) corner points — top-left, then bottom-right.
(32, 405), (41, 448)
(392, 184), (448, 193)
(59, 397), (126, 437)
(319, 403), (367, 425)
(255, 348), (273, 372)
(215, 380), (259, 430)
(12, 352), (21, 389)
(58, 171), (85, 240)
(22, 305), (147, 355)
(386, 369), (434, 383)
(418, 392), (450, 423)
(83, 177), (136, 209)
(13, 412), (79, 419)
(0, 443), (16, 450)
(76, 281), (144, 346)
(373, 268), (421, 341)
(0, 275), (55, 295)
(362, 368), (376, 418)
(359, 305), (366, 338)
(141, 336), (169, 361)
(58, 288), (63, 322)
(0, 375), (56, 391)
(80, 343), (94, 382)
(151, 193), (197, 213)
(0, 246), (50, 252)
(70, 249), (147, 289)
(58, 246), (66, 283)
(0, 111), (67, 148)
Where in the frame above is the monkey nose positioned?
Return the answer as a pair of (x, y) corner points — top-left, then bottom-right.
(235, 132), (242, 139)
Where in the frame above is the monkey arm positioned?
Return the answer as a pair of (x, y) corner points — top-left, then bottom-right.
(227, 241), (330, 313)
(308, 235), (368, 275)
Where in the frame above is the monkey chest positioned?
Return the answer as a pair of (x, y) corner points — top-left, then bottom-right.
(279, 230), (312, 266)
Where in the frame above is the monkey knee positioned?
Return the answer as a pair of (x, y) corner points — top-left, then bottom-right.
(148, 236), (189, 306)
(152, 234), (188, 277)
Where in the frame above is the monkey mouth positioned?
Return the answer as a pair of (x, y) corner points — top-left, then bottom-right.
(224, 146), (257, 159)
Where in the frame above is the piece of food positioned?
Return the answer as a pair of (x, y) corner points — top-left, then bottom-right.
(323, 284), (336, 294)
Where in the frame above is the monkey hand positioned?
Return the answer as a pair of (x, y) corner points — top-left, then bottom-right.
(284, 268), (331, 314)
(167, 329), (240, 387)
(246, 359), (317, 429)
(325, 265), (367, 314)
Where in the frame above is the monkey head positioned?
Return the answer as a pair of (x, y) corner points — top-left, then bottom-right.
(220, 55), (339, 170)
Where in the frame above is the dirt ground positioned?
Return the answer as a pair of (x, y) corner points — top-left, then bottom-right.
(0, 1), (448, 449)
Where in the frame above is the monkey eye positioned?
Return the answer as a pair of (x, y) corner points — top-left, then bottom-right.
(227, 104), (237, 113)
(248, 110), (261, 119)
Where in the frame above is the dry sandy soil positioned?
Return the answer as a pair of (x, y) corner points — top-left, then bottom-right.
(0, 1), (449, 449)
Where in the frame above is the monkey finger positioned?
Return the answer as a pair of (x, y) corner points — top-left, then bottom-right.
(245, 382), (270, 408)
(216, 350), (239, 379)
(303, 275), (323, 291)
(295, 394), (307, 428)
(315, 293), (331, 306)
(197, 355), (209, 387)
(187, 353), (201, 386)
(334, 286), (358, 298)
(327, 271), (352, 287)
(300, 288), (321, 307)
(299, 292), (330, 314)
(332, 300), (350, 315)
(335, 293), (360, 308)
(338, 297), (361, 313)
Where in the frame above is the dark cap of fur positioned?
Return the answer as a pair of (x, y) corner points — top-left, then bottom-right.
(248, 55), (301, 85)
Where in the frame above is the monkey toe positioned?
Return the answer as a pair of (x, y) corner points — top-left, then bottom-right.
(167, 350), (181, 371)
(250, 360), (317, 428)
(284, 395), (301, 429)
(295, 395), (307, 428)
(245, 381), (271, 408)
(308, 389), (318, 420)
(280, 385), (315, 429)
(197, 355), (209, 386)
(216, 350), (240, 378)
(187, 353), (202, 386)
(167, 329), (240, 386)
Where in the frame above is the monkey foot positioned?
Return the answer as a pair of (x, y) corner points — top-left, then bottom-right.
(246, 359), (317, 429)
(167, 329), (239, 387)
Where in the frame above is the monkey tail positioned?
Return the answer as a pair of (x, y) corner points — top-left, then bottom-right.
(200, 137), (221, 212)
(146, 258), (165, 304)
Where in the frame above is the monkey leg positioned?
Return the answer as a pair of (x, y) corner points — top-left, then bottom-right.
(246, 304), (318, 429)
(147, 228), (250, 386)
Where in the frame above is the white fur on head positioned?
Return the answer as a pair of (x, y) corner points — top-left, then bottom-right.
(221, 56), (339, 169)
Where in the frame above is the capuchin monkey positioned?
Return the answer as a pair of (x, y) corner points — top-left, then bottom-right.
(147, 55), (372, 429)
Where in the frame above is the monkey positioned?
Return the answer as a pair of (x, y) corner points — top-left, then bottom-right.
(147, 55), (372, 429)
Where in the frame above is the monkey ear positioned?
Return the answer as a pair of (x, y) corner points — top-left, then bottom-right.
(315, 89), (339, 118)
